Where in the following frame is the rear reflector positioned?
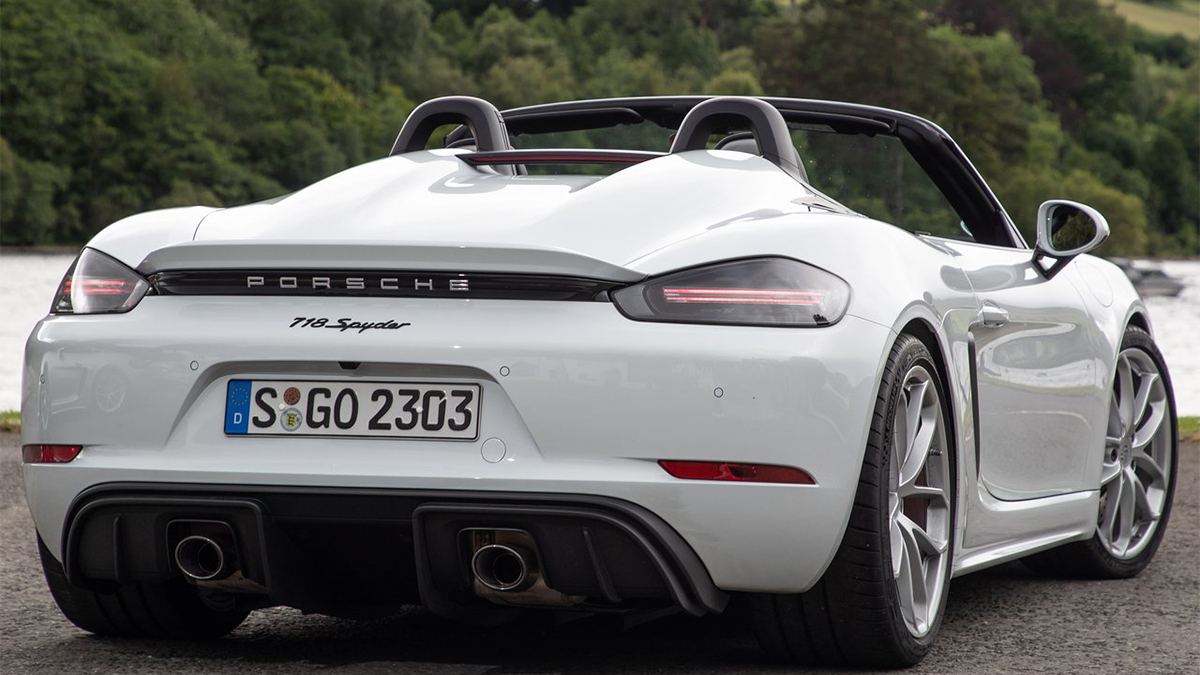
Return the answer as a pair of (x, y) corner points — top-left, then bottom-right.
(22, 445), (82, 463)
(658, 460), (815, 485)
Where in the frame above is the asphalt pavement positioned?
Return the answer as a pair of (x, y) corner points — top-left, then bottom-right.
(2, 432), (1196, 674)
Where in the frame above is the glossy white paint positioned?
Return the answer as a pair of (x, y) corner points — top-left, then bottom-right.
(23, 296), (891, 592)
(945, 242), (1109, 500)
(23, 146), (1152, 596)
(114, 150), (840, 276)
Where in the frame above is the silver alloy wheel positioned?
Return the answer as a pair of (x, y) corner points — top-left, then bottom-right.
(888, 365), (952, 638)
(1100, 348), (1172, 560)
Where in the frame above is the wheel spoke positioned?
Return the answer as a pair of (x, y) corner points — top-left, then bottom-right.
(903, 380), (927, 461)
(893, 532), (916, 619)
(892, 397), (909, 476)
(1099, 477), (1122, 550)
(900, 420), (935, 489)
(1131, 448), (1166, 486)
(899, 482), (945, 502)
(1117, 355), (1135, 436)
(1107, 394), (1123, 439)
(899, 512), (947, 556)
(1131, 372), (1159, 429)
(1130, 472), (1160, 523)
(1132, 401), (1166, 450)
(900, 521), (930, 629)
(1100, 458), (1121, 486)
(1116, 470), (1137, 555)
(890, 514), (904, 576)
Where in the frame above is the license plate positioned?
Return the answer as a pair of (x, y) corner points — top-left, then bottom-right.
(224, 380), (481, 440)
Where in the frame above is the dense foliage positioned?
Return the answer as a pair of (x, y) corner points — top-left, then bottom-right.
(1, 0), (1197, 254)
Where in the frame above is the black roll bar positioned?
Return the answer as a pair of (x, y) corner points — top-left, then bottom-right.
(669, 97), (803, 181)
(390, 96), (511, 156)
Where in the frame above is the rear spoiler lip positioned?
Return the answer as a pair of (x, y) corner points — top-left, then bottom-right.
(137, 240), (647, 283)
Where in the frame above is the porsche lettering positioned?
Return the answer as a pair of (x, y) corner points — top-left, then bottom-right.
(245, 275), (469, 292)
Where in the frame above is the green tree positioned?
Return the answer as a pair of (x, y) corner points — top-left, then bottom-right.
(0, 0), (1194, 255)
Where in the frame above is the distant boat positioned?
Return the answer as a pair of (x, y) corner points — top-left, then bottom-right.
(1108, 258), (1186, 298)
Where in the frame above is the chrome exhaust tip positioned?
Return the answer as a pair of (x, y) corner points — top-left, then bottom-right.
(471, 543), (535, 592)
(174, 535), (233, 581)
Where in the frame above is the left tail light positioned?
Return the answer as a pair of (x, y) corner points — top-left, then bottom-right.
(52, 248), (151, 314)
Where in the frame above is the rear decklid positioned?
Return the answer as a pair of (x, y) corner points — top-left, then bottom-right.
(169, 148), (819, 279)
(139, 240), (643, 282)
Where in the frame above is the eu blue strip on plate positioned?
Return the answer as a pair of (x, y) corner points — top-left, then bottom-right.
(225, 380), (252, 434)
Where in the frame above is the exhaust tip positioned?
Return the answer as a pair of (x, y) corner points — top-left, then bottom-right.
(174, 535), (231, 581)
(471, 544), (533, 592)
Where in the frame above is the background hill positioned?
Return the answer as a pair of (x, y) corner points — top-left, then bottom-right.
(2, 0), (1197, 255)
(1104, 0), (1200, 40)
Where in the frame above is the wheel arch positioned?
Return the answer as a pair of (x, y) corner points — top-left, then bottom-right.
(898, 320), (949, 393)
(1126, 309), (1152, 337)
(896, 317), (962, 464)
(893, 316), (969, 562)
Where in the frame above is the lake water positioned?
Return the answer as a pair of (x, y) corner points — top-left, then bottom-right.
(1, 252), (1197, 415)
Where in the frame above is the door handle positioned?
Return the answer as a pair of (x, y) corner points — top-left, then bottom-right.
(979, 304), (1009, 328)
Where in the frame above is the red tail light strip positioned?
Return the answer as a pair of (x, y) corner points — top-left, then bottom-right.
(65, 280), (138, 295)
(658, 460), (816, 485)
(22, 445), (83, 463)
(662, 287), (825, 306)
(461, 149), (663, 166)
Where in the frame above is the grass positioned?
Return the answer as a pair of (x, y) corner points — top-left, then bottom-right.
(1102, 1), (1200, 40)
(1181, 415), (1200, 442)
(0, 410), (1196, 440)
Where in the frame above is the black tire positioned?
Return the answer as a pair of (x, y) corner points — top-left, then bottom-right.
(38, 536), (249, 638)
(750, 334), (956, 668)
(1023, 325), (1178, 579)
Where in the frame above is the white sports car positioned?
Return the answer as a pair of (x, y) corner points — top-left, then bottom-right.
(22, 96), (1178, 667)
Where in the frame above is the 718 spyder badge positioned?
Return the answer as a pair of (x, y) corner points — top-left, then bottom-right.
(289, 317), (411, 333)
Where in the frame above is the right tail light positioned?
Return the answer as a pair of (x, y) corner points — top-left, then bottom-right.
(612, 257), (850, 327)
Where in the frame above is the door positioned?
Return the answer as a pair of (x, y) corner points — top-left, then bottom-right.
(942, 241), (1107, 500)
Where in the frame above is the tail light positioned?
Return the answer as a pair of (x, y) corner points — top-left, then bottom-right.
(52, 248), (151, 314)
(659, 460), (815, 484)
(612, 257), (850, 327)
(22, 445), (83, 463)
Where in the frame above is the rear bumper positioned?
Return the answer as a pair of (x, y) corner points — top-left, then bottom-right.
(59, 483), (727, 618)
(23, 296), (894, 593)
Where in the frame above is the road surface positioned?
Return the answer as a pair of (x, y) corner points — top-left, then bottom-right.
(2, 433), (1196, 674)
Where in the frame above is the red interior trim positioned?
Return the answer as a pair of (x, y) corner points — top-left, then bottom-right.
(461, 149), (662, 166)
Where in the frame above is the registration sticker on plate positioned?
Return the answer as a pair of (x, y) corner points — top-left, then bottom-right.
(224, 380), (481, 440)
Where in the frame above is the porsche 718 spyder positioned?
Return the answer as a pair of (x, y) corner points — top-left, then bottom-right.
(21, 95), (1178, 667)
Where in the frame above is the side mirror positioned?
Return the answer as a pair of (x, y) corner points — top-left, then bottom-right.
(1034, 200), (1110, 278)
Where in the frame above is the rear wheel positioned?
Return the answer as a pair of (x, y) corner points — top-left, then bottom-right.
(1024, 325), (1177, 578)
(38, 536), (248, 638)
(751, 334), (956, 667)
